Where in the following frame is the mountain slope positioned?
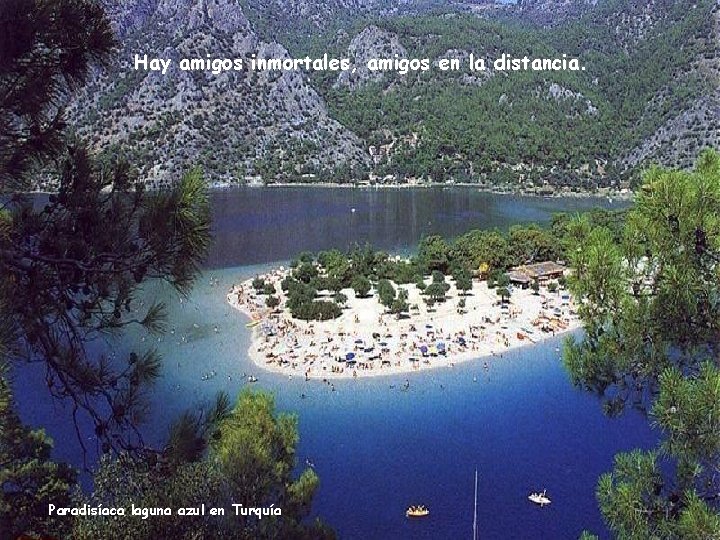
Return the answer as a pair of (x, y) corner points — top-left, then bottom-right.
(68, 0), (719, 188)
(300, 0), (718, 187)
(67, 0), (369, 187)
(619, 2), (720, 171)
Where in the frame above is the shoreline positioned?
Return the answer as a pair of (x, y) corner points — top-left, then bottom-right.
(216, 182), (635, 200)
(23, 183), (634, 201)
(227, 266), (581, 380)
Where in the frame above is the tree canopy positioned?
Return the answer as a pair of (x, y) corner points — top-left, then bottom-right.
(564, 150), (720, 536)
(72, 389), (333, 540)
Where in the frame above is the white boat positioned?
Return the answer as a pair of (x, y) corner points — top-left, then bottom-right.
(405, 505), (429, 517)
(528, 490), (551, 507)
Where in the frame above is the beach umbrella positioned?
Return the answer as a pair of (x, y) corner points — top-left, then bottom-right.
(346, 352), (356, 361)
(419, 345), (428, 354)
(437, 342), (446, 350)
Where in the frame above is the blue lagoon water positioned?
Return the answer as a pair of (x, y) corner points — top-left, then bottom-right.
(15, 188), (650, 539)
(207, 187), (624, 267)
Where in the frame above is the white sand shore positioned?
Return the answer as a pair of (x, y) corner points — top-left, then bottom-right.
(228, 268), (580, 380)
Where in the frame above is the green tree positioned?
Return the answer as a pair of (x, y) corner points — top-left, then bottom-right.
(0, 0), (211, 454)
(0, 0), (114, 191)
(351, 275), (372, 298)
(390, 289), (409, 318)
(564, 151), (720, 536)
(496, 287), (510, 303)
(451, 229), (511, 273)
(72, 390), (335, 540)
(291, 301), (341, 321)
(294, 262), (318, 284)
(0, 367), (76, 539)
(415, 276), (427, 292)
(417, 235), (451, 273)
(262, 283), (276, 296)
(318, 249), (351, 287)
(425, 282), (447, 303)
(376, 279), (396, 310)
(508, 224), (559, 265)
(531, 279), (540, 295)
(453, 268), (473, 296)
(252, 277), (266, 291)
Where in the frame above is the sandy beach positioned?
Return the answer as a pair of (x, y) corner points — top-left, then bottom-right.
(227, 268), (580, 380)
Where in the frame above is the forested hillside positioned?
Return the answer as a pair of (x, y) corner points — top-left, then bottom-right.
(66, 0), (719, 189)
(287, 0), (718, 188)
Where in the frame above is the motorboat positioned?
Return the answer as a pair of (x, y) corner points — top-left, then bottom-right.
(406, 505), (429, 518)
(528, 490), (551, 506)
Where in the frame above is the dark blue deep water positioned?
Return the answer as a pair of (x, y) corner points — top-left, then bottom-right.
(15, 188), (651, 539)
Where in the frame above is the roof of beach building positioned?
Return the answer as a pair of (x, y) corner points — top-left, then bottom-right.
(507, 271), (532, 284)
(509, 261), (567, 281)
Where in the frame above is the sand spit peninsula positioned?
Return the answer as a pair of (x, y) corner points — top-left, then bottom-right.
(228, 258), (579, 380)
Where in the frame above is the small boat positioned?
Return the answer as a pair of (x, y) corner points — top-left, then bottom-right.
(247, 375), (258, 383)
(406, 505), (429, 518)
(528, 490), (551, 507)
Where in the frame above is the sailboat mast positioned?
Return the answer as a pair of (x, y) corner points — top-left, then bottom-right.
(473, 469), (478, 540)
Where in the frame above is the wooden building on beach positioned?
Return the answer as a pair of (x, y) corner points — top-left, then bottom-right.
(507, 262), (566, 288)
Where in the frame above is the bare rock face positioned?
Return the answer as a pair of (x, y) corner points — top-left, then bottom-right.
(546, 83), (598, 116)
(69, 0), (368, 187)
(334, 25), (408, 90)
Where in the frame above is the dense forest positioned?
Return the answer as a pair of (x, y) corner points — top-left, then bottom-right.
(212, 0), (711, 190)
(278, 1), (716, 188)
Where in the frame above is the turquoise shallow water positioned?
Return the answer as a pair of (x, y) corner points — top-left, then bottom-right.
(14, 189), (644, 538)
(16, 265), (655, 539)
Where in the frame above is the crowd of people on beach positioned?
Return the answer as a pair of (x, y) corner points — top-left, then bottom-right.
(228, 267), (578, 380)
